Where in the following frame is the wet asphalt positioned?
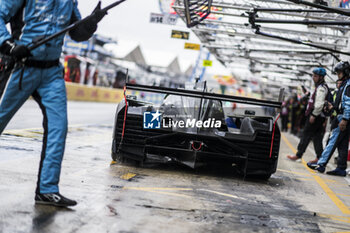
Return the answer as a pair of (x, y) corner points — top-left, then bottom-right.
(1, 100), (350, 233)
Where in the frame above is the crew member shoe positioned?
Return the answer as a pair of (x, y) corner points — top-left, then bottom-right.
(308, 158), (318, 164)
(307, 162), (325, 173)
(315, 165), (326, 173)
(326, 168), (347, 177)
(35, 193), (77, 207)
(287, 155), (301, 162)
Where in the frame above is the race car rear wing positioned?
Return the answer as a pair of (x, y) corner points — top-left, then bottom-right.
(125, 83), (283, 109)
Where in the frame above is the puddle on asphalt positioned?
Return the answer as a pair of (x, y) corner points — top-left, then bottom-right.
(31, 205), (74, 231)
(0, 146), (34, 152)
(136, 204), (196, 213)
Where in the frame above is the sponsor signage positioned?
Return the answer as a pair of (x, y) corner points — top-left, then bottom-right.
(150, 13), (177, 25)
(171, 30), (189, 40)
(213, 75), (237, 85)
(64, 36), (92, 52)
(163, 118), (221, 128)
(184, 43), (201, 50)
(143, 111), (162, 129)
(143, 111), (221, 129)
(203, 60), (213, 67)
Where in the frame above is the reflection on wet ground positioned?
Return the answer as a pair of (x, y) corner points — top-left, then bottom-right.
(32, 206), (75, 232)
(0, 125), (350, 232)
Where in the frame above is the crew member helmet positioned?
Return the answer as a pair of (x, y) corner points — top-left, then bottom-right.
(312, 67), (326, 77)
(333, 61), (350, 77)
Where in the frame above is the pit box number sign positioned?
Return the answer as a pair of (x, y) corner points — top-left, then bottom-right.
(150, 13), (177, 25)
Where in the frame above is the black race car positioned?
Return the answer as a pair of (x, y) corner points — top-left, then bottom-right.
(112, 82), (283, 179)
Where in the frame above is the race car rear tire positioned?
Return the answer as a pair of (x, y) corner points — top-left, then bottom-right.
(111, 152), (118, 161)
(246, 173), (272, 180)
(112, 152), (140, 166)
(241, 160), (275, 180)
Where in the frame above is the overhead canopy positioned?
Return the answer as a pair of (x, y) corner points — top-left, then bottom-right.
(173, 0), (350, 86)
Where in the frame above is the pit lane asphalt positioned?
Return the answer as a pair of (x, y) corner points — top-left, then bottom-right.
(1, 100), (350, 233)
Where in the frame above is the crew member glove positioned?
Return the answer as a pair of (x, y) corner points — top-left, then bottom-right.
(91, 1), (107, 23)
(0, 40), (31, 60)
(69, 2), (107, 42)
(83, 2), (107, 33)
(11, 44), (31, 60)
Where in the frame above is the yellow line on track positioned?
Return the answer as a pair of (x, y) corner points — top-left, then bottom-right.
(277, 168), (339, 184)
(281, 134), (316, 173)
(3, 128), (41, 133)
(141, 190), (192, 198)
(336, 193), (350, 197)
(123, 187), (193, 191)
(281, 133), (350, 215)
(123, 187), (192, 198)
(313, 176), (350, 215)
(277, 168), (313, 177)
(3, 124), (91, 134)
(199, 189), (245, 200)
(318, 213), (350, 224)
(323, 178), (340, 184)
(295, 177), (314, 181)
(326, 183), (350, 187)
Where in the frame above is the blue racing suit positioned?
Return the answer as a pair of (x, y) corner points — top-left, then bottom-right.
(0, 0), (81, 60)
(0, 0), (88, 194)
(317, 78), (350, 170)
